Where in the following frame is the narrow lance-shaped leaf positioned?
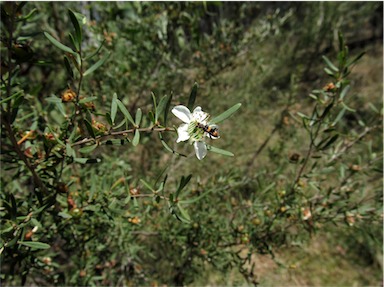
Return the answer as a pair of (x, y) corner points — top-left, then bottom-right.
(322, 55), (339, 72)
(210, 103), (241, 124)
(156, 95), (168, 123)
(339, 85), (350, 101)
(187, 82), (198, 111)
(132, 129), (140, 146)
(319, 134), (339, 151)
(69, 33), (79, 53)
(346, 51), (365, 68)
(84, 40), (106, 60)
(175, 174), (192, 199)
(164, 94), (172, 126)
(44, 32), (76, 55)
(66, 143), (76, 158)
(135, 108), (142, 126)
(18, 241), (50, 250)
(151, 92), (157, 112)
(79, 96), (98, 104)
(116, 99), (135, 125)
(83, 52), (111, 77)
(324, 67), (335, 77)
(140, 179), (156, 193)
(111, 93), (118, 124)
(68, 9), (82, 51)
(158, 132), (186, 157)
(176, 203), (191, 223)
(207, 145), (234, 157)
(78, 144), (98, 154)
(63, 55), (74, 79)
(84, 119), (96, 138)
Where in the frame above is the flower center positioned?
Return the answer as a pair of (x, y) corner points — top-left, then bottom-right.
(188, 121), (205, 141)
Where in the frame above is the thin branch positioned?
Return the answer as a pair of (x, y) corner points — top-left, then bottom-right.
(328, 125), (381, 163)
(71, 127), (175, 146)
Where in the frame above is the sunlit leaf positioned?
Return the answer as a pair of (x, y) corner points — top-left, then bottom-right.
(116, 99), (135, 125)
(83, 52), (111, 77)
(18, 241), (50, 250)
(322, 55), (339, 72)
(78, 144), (98, 154)
(210, 103), (241, 124)
(44, 32), (76, 55)
(132, 129), (140, 146)
(111, 93), (118, 124)
(207, 145), (234, 157)
(135, 108), (142, 126)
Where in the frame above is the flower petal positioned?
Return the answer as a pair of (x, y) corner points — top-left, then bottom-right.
(176, 124), (190, 142)
(193, 141), (207, 160)
(192, 106), (209, 123)
(172, 105), (192, 123)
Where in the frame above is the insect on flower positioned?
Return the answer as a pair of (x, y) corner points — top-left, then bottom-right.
(196, 122), (220, 139)
(172, 105), (219, 160)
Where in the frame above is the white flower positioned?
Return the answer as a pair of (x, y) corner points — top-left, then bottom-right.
(171, 105), (219, 160)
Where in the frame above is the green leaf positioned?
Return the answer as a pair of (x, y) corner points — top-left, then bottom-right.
(187, 82), (198, 111)
(135, 108), (142, 126)
(105, 112), (113, 126)
(297, 112), (309, 119)
(83, 52), (110, 77)
(0, 90), (23, 105)
(66, 143), (76, 158)
(84, 119), (96, 138)
(158, 133), (186, 157)
(112, 118), (126, 130)
(63, 55), (74, 79)
(159, 135), (174, 153)
(207, 145), (234, 157)
(79, 97), (97, 104)
(322, 55), (339, 72)
(44, 32), (76, 55)
(332, 107), (346, 126)
(338, 31), (344, 53)
(175, 174), (192, 199)
(339, 85), (350, 101)
(346, 51), (365, 67)
(58, 211), (72, 219)
(116, 99), (135, 125)
(210, 103), (241, 124)
(151, 92), (157, 119)
(68, 33), (78, 52)
(68, 9), (82, 51)
(341, 101), (356, 112)
(111, 93), (118, 124)
(321, 102), (334, 119)
(74, 157), (101, 164)
(163, 94), (172, 126)
(78, 144), (98, 154)
(319, 134), (339, 151)
(156, 95), (168, 122)
(140, 179), (156, 192)
(84, 40), (106, 60)
(324, 67), (335, 77)
(132, 129), (140, 146)
(176, 203), (191, 223)
(18, 241), (50, 250)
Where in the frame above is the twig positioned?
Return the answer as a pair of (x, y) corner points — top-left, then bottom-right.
(71, 127), (174, 146)
(328, 125), (381, 163)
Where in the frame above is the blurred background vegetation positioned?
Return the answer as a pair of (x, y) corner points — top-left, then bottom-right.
(1, 1), (383, 286)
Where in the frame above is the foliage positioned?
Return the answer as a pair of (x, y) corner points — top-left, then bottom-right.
(1, 2), (382, 286)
